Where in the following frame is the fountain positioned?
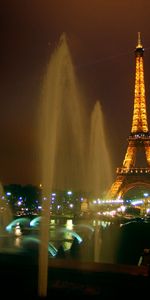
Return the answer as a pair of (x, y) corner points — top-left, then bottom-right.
(87, 101), (113, 262)
(87, 100), (112, 198)
(37, 33), (113, 297)
(0, 182), (13, 251)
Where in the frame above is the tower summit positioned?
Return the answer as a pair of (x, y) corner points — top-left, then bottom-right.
(132, 32), (148, 134)
(107, 33), (150, 199)
(136, 31), (143, 49)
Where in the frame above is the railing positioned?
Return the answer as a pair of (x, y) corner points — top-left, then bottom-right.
(116, 167), (150, 174)
(128, 133), (150, 141)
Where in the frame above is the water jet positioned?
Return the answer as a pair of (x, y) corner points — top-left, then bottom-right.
(37, 33), (113, 297)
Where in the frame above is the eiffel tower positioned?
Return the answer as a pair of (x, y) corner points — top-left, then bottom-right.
(107, 33), (150, 199)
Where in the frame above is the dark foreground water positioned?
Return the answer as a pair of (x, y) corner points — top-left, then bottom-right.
(0, 251), (149, 298)
(1, 216), (150, 297)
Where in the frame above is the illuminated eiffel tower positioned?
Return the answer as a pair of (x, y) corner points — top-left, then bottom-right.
(107, 33), (150, 199)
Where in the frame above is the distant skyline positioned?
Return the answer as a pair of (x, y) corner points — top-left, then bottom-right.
(0, 0), (150, 186)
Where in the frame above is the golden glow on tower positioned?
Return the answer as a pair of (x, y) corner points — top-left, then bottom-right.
(106, 33), (150, 199)
(131, 33), (148, 133)
(122, 143), (136, 169)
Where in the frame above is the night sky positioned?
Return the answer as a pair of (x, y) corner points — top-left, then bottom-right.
(0, 0), (150, 186)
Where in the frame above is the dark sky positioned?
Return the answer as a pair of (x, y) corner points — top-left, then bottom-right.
(0, 0), (150, 186)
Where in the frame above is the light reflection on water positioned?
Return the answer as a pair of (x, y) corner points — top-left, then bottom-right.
(0, 216), (111, 259)
(14, 236), (22, 248)
(48, 217), (110, 251)
(49, 218), (83, 251)
(1, 215), (150, 267)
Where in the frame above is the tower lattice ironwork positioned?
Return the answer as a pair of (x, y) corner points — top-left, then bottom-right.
(107, 33), (150, 199)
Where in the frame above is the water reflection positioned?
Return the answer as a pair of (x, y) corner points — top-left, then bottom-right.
(0, 215), (111, 260)
(1, 214), (150, 268)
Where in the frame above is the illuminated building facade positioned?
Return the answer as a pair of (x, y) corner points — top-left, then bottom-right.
(107, 33), (150, 199)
